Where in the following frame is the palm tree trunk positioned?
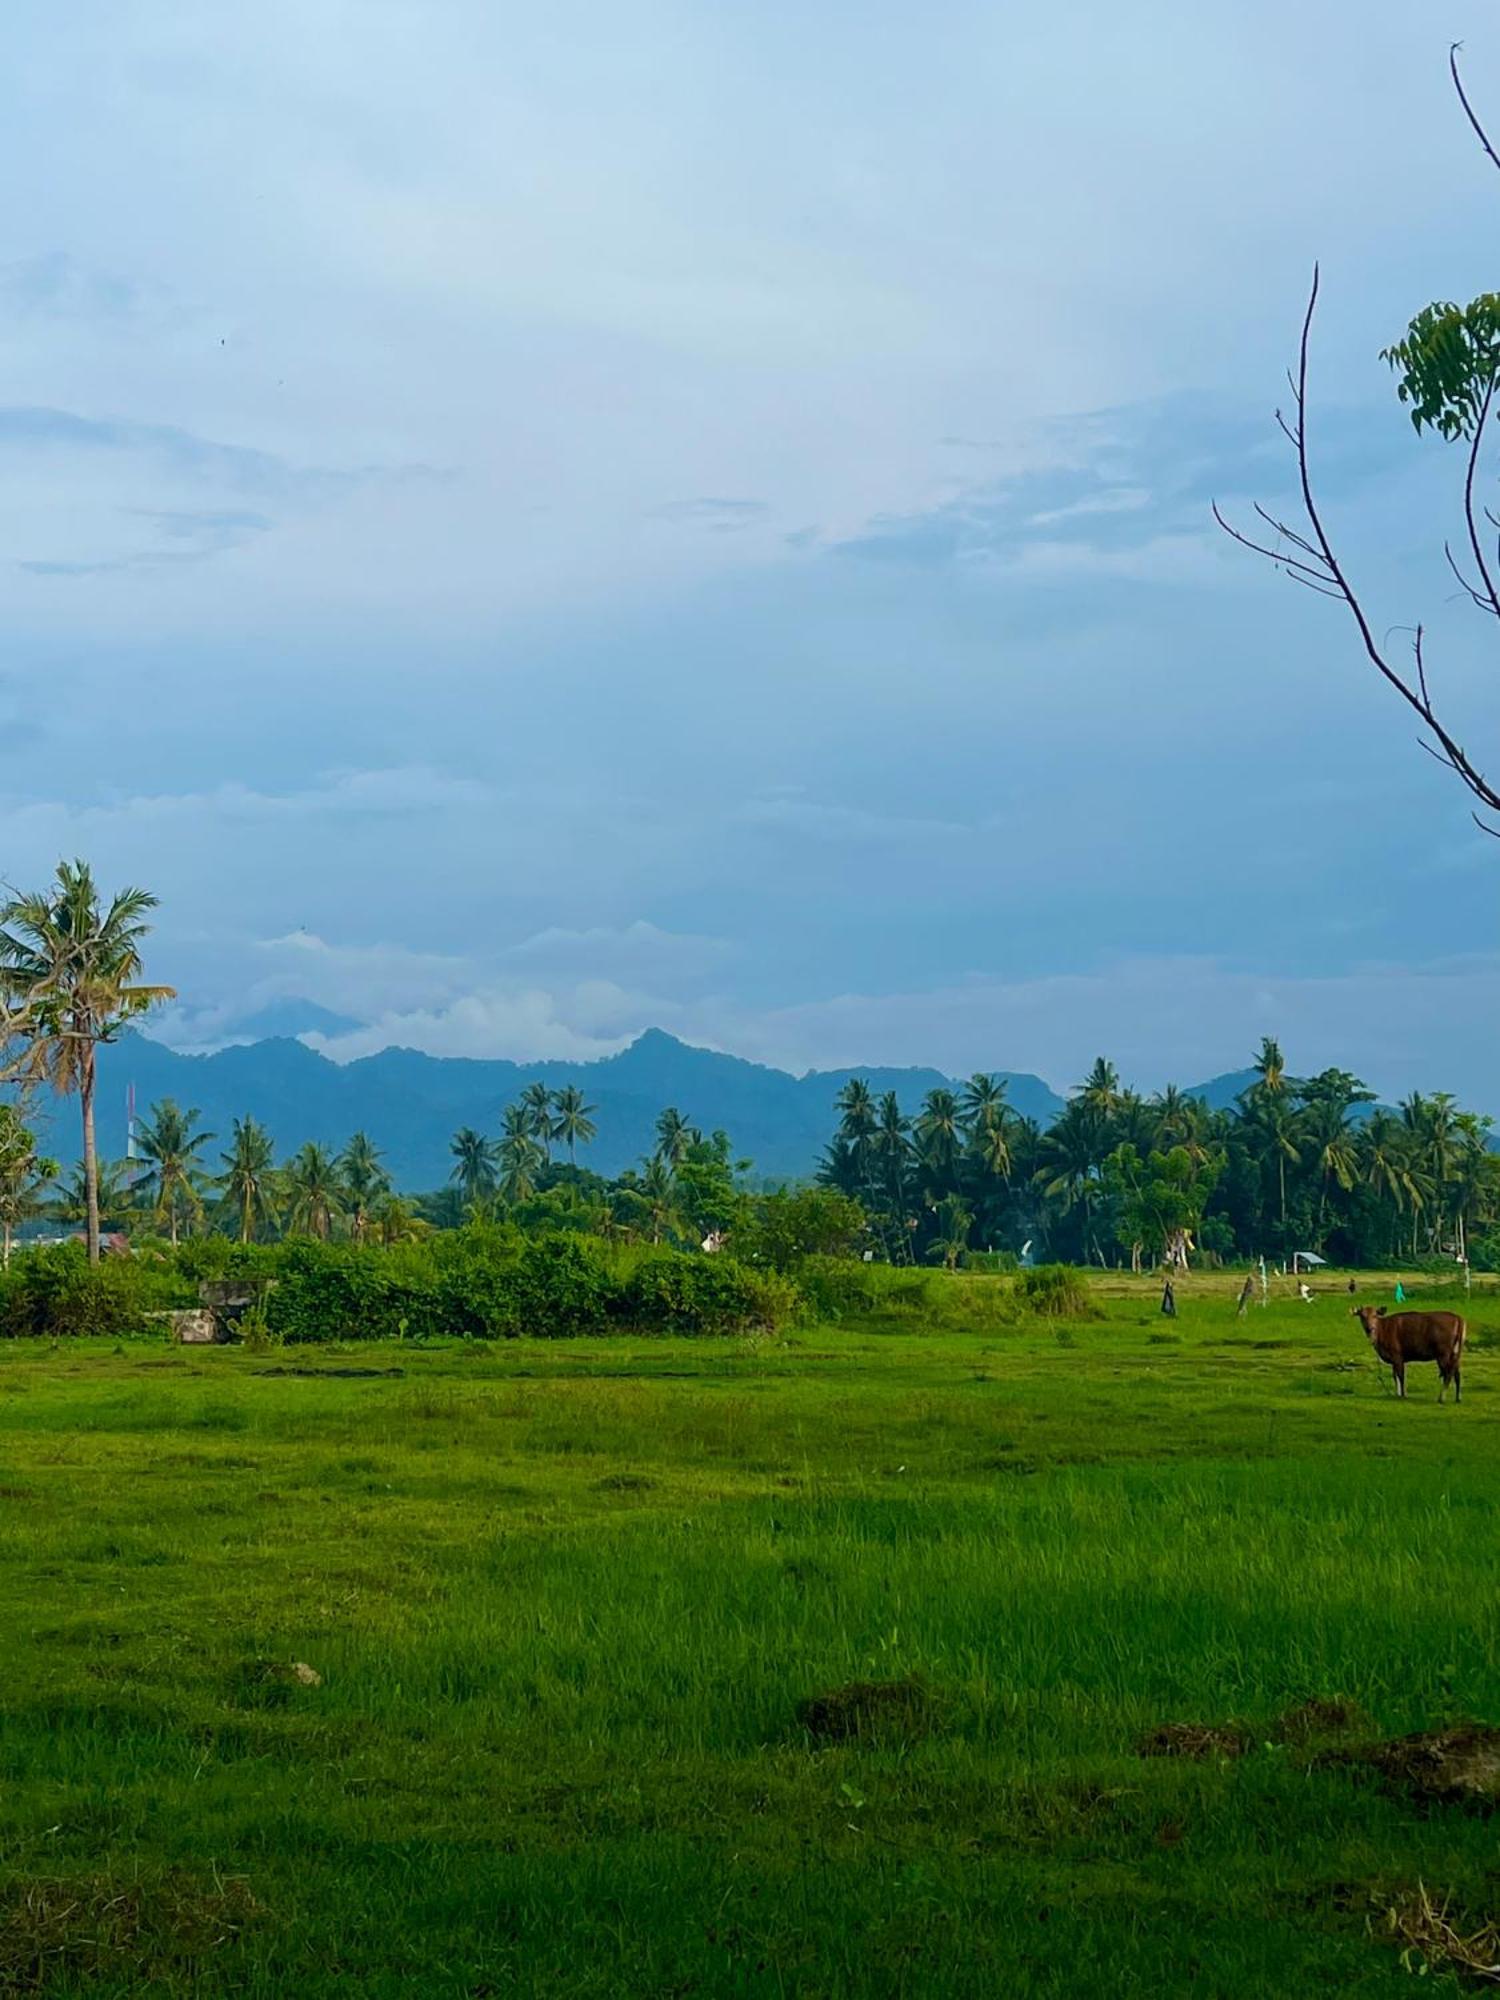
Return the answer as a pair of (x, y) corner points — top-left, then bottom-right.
(81, 1044), (100, 1264)
(170, 1201), (179, 1250)
(3, 1221), (11, 1269)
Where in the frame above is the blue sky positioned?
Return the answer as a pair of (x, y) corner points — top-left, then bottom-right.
(4, 2), (1500, 1104)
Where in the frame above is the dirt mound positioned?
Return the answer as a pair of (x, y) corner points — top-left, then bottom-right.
(797, 1674), (937, 1744)
(1324, 1723), (1500, 1809)
(1276, 1697), (1367, 1742)
(1135, 1721), (1248, 1761)
(0, 1870), (260, 1992)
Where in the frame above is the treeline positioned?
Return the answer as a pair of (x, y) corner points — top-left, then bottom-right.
(818, 1041), (1500, 1270)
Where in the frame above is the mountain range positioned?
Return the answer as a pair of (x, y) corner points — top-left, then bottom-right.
(27, 1029), (1267, 1190)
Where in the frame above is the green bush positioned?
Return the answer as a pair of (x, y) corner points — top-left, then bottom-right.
(263, 1242), (442, 1345)
(0, 1243), (192, 1338)
(1014, 1264), (1095, 1319)
(619, 1250), (797, 1336)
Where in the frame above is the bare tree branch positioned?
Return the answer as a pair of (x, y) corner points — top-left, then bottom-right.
(1452, 43), (1500, 177)
(1215, 267), (1500, 829)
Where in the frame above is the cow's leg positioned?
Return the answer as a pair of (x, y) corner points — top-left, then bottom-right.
(1395, 1360), (1406, 1399)
(1454, 1359), (1462, 1405)
(1438, 1366), (1447, 1404)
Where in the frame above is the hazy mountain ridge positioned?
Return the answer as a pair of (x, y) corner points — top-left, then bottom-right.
(43, 1028), (1256, 1189)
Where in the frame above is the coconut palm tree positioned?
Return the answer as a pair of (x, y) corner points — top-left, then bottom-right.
(134, 1098), (215, 1247)
(449, 1127), (499, 1209)
(373, 1193), (427, 1245)
(219, 1116), (279, 1243)
(284, 1142), (343, 1240)
(654, 1105), (696, 1171)
(552, 1085), (597, 1166)
(54, 1157), (135, 1234)
(637, 1153), (679, 1244)
(1077, 1057), (1124, 1121)
(0, 1108), (56, 1266)
(518, 1082), (557, 1163)
(926, 1193), (973, 1271)
(0, 861), (174, 1261)
(339, 1131), (390, 1242)
(915, 1088), (962, 1185)
(498, 1104), (543, 1204)
(1252, 1037), (1289, 1099)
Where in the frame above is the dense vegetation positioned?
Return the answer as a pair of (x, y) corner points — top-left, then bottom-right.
(819, 1040), (1500, 1271)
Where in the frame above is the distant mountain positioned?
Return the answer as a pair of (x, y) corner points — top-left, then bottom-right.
(1184, 1069), (1258, 1112)
(37, 1028), (1068, 1189)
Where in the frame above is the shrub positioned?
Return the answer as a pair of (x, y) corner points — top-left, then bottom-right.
(263, 1243), (441, 1345)
(1014, 1264), (1095, 1319)
(0, 1243), (192, 1339)
(619, 1250), (798, 1336)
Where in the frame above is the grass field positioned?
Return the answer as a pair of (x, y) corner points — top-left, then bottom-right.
(3, 1280), (1500, 1994)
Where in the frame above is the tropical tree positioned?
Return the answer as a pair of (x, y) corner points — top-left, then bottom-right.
(498, 1103), (543, 1204)
(134, 1098), (215, 1247)
(373, 1193), (427, 1245)
(654, 1105), (697, 1171)
(0, 1108), (56, 1265)
(926, 1193), (973, 1271)
(552, 1085), (597, 1167)
(219, 1116), (279, 1243)
(54, 1157), (135, 1234)
(519, 1082), (557, 1163)
(284, 1142), (343, 1240)
(340, 1131), (391, 1243)
(449, 1127), (499, 1210)
(0, 861), (173, 1261)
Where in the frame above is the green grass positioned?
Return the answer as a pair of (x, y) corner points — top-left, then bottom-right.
(3, 1290), (1500, 1994)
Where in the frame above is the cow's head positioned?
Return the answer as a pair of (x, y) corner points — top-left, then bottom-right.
(1351, 1305), (1385, 1343)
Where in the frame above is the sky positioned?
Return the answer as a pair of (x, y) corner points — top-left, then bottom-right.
(3, 1), (1500, 1105)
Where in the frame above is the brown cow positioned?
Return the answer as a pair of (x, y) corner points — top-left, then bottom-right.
(1351, 1305), (1466, 1403)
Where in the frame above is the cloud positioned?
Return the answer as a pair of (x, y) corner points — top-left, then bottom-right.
(824, 397), (1418, 573)
(681, 955), (1500, 1111)
(0, 253), (150, 322)
(506, 919), (731, 979)
(648, 497), (771, 531)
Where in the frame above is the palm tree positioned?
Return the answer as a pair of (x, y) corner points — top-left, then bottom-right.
(0, 861), (174, 1261)
(1252, 1037), (1288, 1099)
(915, 1088), (962, 1184)
(1301, 1095), (1358, 1238)
(499, 1104), (543, 1204)
(339, 1131), (390, 1242)
(449, 1127), (499, 1209)
(1363, 1110), (1427, 1259)
(1244, 1091), (1301, 1234)
(654, 1105), (697, 1171)
(55, 1156), (134, 1234)
(0, 1108), (56, 1266)
(134, 1098), (215, 1247)
(219, 1116), (279, 1243)
(926, 1193), (973, 1271)
(637, 1153), (679, 1244)
(373, 1193), (427, 1245)
(519, 1082), (557, 1163)
(552, 1085), (597, 1166)
(1077, 1057), (1123, 1121)
(284, 1143), (343, 1240)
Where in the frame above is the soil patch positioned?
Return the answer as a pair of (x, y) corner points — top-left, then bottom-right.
(1276, 1697), (1368, 1742)
(1135, 1721), (1248, 1760)
(1321, 1722), (1500, 1809)
(797, 1673), (937, 1745)
(254, 1366), (405, 1380)
(0, 1870), (261, 1992)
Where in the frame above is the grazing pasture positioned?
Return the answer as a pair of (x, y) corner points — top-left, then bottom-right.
(3, 1284), (1500, 1994)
